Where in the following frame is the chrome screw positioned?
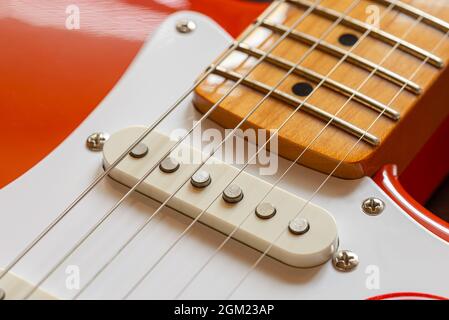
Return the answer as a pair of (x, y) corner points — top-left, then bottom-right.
(333, 250), (359, 272)
(86, 132), (109, 151)
(362, 197), (385, 216)
(176, 20), (196, 34)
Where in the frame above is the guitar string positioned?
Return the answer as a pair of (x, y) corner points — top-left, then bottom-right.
(33, 0), (440, 300)
(74, 0), (367, 300)
(177, 9), (434, 300)
(0, 0), (286, 284)
(42, 0), (448, 300)
(22, 0), (324, 299)
(225, 26), (449, 300)
(125, 0), (418, 299)
(30, 0), (444, 298)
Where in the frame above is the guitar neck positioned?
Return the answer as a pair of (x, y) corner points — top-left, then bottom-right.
(194, 0), (449, 179)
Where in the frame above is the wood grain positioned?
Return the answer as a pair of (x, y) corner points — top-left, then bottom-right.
(194, 0), (449, 179)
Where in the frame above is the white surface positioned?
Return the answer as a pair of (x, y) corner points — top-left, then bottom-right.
(0, 269), (53, 300)
(103, 127), (338, 268)
(0, 11), (448, 300)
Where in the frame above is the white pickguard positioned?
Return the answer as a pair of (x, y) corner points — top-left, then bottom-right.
(0, 11), (448, 300)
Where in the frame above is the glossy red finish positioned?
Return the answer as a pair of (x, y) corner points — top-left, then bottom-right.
(374, 164), (449, 243)
(400, 114), (449, 204)
(1, 0), (448, 205)
(0, 0), (267, 188)
(368, 292), (448, 300)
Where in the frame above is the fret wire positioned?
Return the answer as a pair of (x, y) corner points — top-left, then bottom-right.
(373, 0), (449, 33)
(74, 0), (368, 300)
(287, 0), (444, 68)
(212, 66), (380, 145)
(235, 42), (400, 120)
(77, 0), (440, 300)
(30, 0), (440, 300)
(227, 22), (448, 301)
(0, 0), (289, 286)
(121, 0), (410, 300)
(174, 6), (440, 299)
(260, 20), (422, 94)
(22, 0), (325, 300)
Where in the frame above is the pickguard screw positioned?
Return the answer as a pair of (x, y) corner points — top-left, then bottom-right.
(86, 132), (110, 152)
(0, 288), (5, 300)
(362, 197), (385, 216)
(176, 20), (196, 34)
(333, 250), (359, 272)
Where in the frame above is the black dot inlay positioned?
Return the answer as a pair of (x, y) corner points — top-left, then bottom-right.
(339, 33), (359, 46)
(292, 82), (314, 97)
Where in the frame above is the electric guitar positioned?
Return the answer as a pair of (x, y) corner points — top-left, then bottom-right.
(1, 0), (449, 300)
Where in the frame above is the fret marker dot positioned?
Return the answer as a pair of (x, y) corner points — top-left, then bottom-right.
(292, 82), (314, 97)
(339, 33), (359, 46)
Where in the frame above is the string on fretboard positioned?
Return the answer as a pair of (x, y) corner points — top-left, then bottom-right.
(69, 0), (449, 300)
(3, 0), (448, 300)
(203, 0), (447, 147)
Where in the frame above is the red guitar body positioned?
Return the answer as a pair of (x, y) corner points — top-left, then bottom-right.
(1, 0), (448, 216)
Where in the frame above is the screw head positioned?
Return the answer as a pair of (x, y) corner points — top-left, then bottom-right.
(362, 197), (385, 216)
(333, 250), (359, 272)
(176, 20), (196, 33)
(86, 132), (109, 151)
